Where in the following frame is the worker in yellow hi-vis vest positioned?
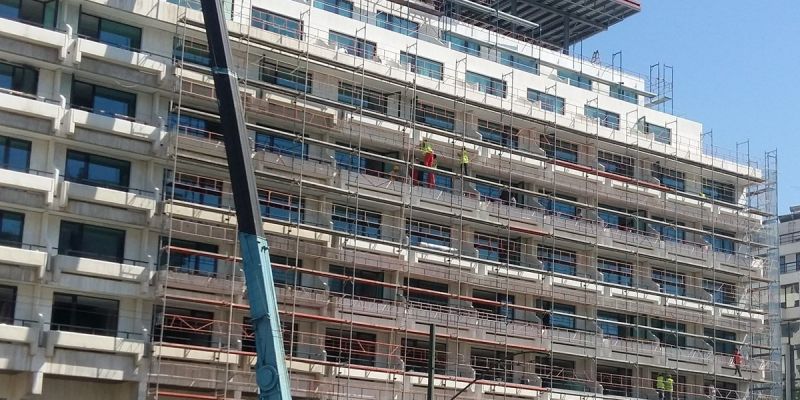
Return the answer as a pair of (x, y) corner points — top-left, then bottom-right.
(655, 373), (665, 400)
(460, 147), (470, 176)
(664, 375), (674, 400)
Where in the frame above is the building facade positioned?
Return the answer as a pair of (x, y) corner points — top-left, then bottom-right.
(781, 207), (800, 399)
(0, 0), (781, 399)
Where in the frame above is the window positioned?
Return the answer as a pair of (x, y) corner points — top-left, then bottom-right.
(157, 307), (213, 346)
(652, 269), (686, 296)
(704, 328), (737, 355)
(334, 146), (396, 176)
(598, 259), (633, 286)
(585, 105), (620, 130)
(271, 254), (302, 287)
(402, 338), (446, 374)
(160, 237), (218, 276)
(376, 11), (418, 37)
(251, 8), (302, 38)
(610, 84), (637, 104)
(405, 278), (448, 306)
(478, 120), (518, 149)
(528, 89), (565, 114)
(254, 132), (307, 159)
(598, 205), (638, 231)
(0, 285), (15, 324)
(557, 70), (592, 90)
(466, 71), (506, 98)
(473, 289), (514, 320)
(703, 380), (738, 400)
(474, 176), (521, 204)
(650, 318), (686, 347)
(338, 83), (387, 113)
(400, 52), (442, 80)
(537, 246), (577, 276)
(168, 112), (221, 139)
(598, 151), (633, 177)
(407, 220), (450, 247)
(441, 32), (480, 56)
(471, 348), (513, 382)
(78, 12), (141, 50)
(540, 134), (578, 163)
(652, 163), (685, 191)
(474, 232), (520, 265)
(536, 357), (578, 390)
(243, 320), (297, 356)
(499, 51), (538, 74)
(704, 228), (735, 254)
(596, 311), (636, 338)
(314, 0), (353, 17)
(0, 0), (58, 27)
(325, 328), (376, 366)
(703, 279), (736, 305)
(167, 0), (201, 9)
(651, 217), (686, 242)
(0, 62), (37, 95)
(645, 122), (671, 144)
(702, 178), (736, 204)
(71, 80), (137, 118)
(261, 62), (311, 93)
(173, 37), (210, 66)
(329, 265), (384, 299)
(59, 221), (125, 263)
(260, 190), (304, 223)
(332, 204), (381, 238)
(0, 135), (31, 172)
(539, 193), (577, 218)
(329, 31), (375, 59)
(415, 102), (454, 132)
(538, 300), (576, 330)
(166, 172), (223, 207)
(597, 366), (632, 397)
(65, 150), (130, 191)
(52, 293), (119, 336)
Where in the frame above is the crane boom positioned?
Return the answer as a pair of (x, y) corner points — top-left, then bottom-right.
(197, 1), (291, 399)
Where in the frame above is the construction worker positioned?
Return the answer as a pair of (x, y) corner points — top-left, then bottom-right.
(459, 147), (470, 176)
(420, 138), (435, 188)
(733, 348), (744, 377)
(664, 375), (674, 400)
(655, 373), (665, 400)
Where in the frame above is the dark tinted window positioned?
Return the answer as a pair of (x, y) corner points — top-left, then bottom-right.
(78, 12), (141, 50)
(0, 62), (37, 95)
(0, 135), (31, 172)
(52, 293), (119, 336)
(71, 80), (137, 118)
(65, 150), (130, 190)
(160, 237), (218, 276)
(58, 220), (125, 263)
(0, 209), (24, 247)
(0, 285), (15, 324)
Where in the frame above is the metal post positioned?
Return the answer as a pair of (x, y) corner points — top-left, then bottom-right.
(427, 324), (436, 400)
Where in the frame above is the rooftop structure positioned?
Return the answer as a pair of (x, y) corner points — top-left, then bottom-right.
(0, 0), (781, 399)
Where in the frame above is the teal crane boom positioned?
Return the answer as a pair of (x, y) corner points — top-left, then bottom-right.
(197, 1), (291, 398)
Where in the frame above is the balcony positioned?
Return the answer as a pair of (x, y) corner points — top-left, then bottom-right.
(0, 89), (62, 135)
(61, 108), (163, 154)
(153, 343), (241, 365)
(44, 330), (145, 366)
(0, 243), (48, 279)
(0, 18), (67, 62)
(60, 180), (157, 218)
(51, 253), (152, 296)
(73, 37), (168, 85)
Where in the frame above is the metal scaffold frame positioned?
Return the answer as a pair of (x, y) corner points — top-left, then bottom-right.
(140, 0), (783, 399)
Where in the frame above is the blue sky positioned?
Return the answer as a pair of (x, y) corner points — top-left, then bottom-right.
(583, 1), (800, 215)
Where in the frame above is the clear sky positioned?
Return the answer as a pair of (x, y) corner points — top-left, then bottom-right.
(582, 1), (800, 215)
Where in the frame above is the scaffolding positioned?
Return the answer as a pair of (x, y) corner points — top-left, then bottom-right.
(146, 0), (781, 399)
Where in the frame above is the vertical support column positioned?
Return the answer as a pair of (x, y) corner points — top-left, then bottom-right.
(427, 324), (436, 400)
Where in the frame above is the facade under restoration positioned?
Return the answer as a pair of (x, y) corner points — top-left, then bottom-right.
(0, 0), (781, 399)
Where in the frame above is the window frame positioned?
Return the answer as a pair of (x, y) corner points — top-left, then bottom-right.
(51, 292), (119, 337)
(0, 0), (58, 28)
(528, 89), (565, 114)
(466, 71), (507, 98)
(259, 190), (304, 223)
(71, 79), (137, 119)
(585, 105), (620, 130)
(499, 50), (539, 75)
(0, 209), (25, 248)
(652, 268), (687, 296)
(65, 149), (131, 191)
(329, 31), (376, 59)
(540, 134), (578, 163)
(332, 204), (382, 238)
(598, 258), (633, 287)
(338, 82), (387, 113)
(77, 11), (142, 51)
(407, 219), (451, 247)
(0, 135), (31, 172)
(537, 246), (577, 276)
(172, 37), (210, 66)
(251, 7), (303, 39)
(159, 236), (219, 277)
(0, 61), (38, 95)
(598, 150), (634, 178)
(441, 32), (480, 56)
(399, 52), (443, 80)
(58, 220), (126, 263)
(0, 285), (15, 324)
(415, 102), (455, 132)
(375, 11), (418, 37)
(254, 131), (308, 159)
(314, 0), (353, 17)
(260, 61), (312, 93)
